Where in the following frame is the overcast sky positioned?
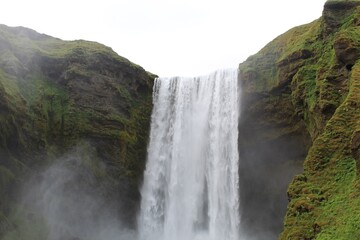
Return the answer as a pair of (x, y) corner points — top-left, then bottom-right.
(2, 0), (326, 77)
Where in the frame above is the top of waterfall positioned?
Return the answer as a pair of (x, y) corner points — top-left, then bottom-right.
(156, 68), (239, 80)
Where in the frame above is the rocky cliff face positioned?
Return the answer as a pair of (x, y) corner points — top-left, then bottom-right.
(0, 24), (155, 237)
(239, 0), (360, 239)
(1, 1), (360, 239)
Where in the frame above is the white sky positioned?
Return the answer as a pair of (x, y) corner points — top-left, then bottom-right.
(1, 0), (326, 77)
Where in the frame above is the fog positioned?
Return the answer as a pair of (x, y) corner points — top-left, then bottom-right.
(3, 145), (136, 240)
(1, 109), (309, 240)
(1, 132), (306, 240)
(238, 110), (311, 239)
(238, 138), (305, 239)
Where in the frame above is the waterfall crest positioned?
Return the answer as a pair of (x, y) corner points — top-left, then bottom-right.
(138, 69), (241, 240)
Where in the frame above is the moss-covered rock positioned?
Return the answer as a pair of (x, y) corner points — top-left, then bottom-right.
(239, 0), (360, 238)
(0, 24), (155, 235)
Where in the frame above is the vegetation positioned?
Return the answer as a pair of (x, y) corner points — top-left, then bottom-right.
(0, 24), (155, 237)
(240, 0), (360, 238)
(1, 0), (360, 239)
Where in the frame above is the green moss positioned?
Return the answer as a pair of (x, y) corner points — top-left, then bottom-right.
(115, 84), (133, 104)
(291, 65), (318, 111)
(0, 24), (155, 236)
(240, 19), (324, 93)
(0, 71), (23, 106)
(240, 2), (360, 238)
(104, 92), (153, 178)
(281, 60), (360, 239)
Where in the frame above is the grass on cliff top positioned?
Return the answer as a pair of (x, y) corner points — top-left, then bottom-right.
(239, 19), (322, 92)
(0, 24), (143, 71)
(43, 40), (139, 67)
(0, 23), (153, 142)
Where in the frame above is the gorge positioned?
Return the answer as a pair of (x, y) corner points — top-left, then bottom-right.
(0, 0), (360, 239)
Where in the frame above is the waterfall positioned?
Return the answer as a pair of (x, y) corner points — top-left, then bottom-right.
(138, 69), (241, 240)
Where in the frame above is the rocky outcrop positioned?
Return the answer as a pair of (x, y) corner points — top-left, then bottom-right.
(2, 1), (360, 239)
(239, 1), (360, 239)
(0, 24), (155, 236)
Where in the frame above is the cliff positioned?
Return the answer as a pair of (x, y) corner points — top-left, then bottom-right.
(1, 1), (360, 239)
(0, 24), (155, 237)
(239, 0), (360, 239)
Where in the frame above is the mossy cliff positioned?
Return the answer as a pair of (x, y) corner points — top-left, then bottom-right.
(239, 0), (360, 239)
(0, 24), (155, 236)
(1, 1), (360, 238)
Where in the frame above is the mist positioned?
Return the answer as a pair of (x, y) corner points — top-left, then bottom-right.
(238, 137), (305, 239)
(0, 113), (307, 240)
(238, 92), (311, 239)
(2, 144), (136, 240)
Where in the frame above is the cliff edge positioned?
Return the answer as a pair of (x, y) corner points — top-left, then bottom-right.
(0, 24), (155, 237)
(239, 0), (360, 239)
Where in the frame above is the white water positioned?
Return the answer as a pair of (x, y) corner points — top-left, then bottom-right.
(138, 69), (241, 240)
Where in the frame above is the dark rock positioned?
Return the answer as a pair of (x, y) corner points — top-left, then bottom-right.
(352, 130), (360, 171)
(334, 35), (360, 66)
(322, 0), (360, 36)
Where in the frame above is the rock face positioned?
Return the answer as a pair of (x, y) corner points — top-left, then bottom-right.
(0, 24), (155, 236)
(1, 1), (360, 239)
(239, 0), (360, 239)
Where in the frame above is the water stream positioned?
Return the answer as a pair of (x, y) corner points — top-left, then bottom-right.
(138, 69), (241, 240)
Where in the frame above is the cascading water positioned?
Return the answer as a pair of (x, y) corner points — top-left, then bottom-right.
(138, 69), (241, 240)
